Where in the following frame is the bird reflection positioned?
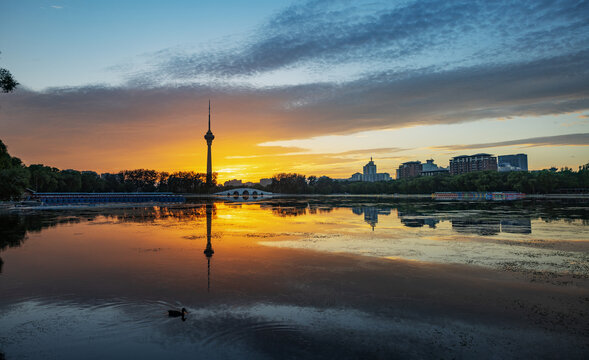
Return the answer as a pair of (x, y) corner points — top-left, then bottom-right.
(204, 202), (214, 292)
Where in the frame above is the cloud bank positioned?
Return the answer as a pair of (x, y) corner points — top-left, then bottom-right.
(151, 0), (589, 81)
(4, 49), (588, 141)
(432, 133), (589, 151)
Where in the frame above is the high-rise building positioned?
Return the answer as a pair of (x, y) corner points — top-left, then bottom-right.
(449, 153), (497, 175)
(420, 159), (449, 176)
(374, 173), (392, 181)
(349, 158), (391, 182)
(421, 159), (437, 172)
(349, 172), (363, 182)
(363, 157), (377, 181)
(498, 154), (528, 172)
(397, 161), (422, 179)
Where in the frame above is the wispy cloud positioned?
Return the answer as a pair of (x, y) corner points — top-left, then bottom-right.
(431, 133), (589, 151)
(226, 146), (406, 160)
(4, 47), (589, 144)
(50, 5), (63, 9)
(136, 0), (589, 83)
(331, 147), (406, 156)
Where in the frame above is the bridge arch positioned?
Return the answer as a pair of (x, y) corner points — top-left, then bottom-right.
(214, 188), (274, 197)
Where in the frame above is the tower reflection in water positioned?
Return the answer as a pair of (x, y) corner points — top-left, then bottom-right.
(203, 203), (214, 292)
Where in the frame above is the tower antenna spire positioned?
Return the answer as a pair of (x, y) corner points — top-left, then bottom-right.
(208, 99), (211, 131)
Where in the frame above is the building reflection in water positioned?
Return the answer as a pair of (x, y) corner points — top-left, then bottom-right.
(397, 211), (440, 229)
(400, 218), (440, 228)
(348, 205), (532, 235)
(451, 218), (532, 235)
(352, 207), (391, 230)
(500, 219), (532, 234)
(451, 218), (501, 236)
(203, 203), (214, 292)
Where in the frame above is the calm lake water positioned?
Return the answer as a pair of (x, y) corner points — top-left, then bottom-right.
(1, 198), (588, 359)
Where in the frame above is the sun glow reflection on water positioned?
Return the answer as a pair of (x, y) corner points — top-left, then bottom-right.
(0, 199), (588, 359)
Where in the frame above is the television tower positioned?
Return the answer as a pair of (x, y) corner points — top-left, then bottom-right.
(204, 100), (215, 186)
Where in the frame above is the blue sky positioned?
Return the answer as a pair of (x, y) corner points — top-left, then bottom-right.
(2, 0), (291, 89)
(1, 0), (588, 179)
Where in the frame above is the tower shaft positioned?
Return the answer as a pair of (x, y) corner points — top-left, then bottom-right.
(206, 142), (213, 184)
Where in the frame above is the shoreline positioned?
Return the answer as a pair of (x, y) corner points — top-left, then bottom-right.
(1, 193), (588, 213)
(190, 193), (589, 199)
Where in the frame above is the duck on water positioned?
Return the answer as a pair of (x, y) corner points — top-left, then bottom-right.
(168, 308), (188, 321)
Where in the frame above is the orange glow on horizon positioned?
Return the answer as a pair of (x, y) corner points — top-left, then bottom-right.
(3, 95), (587, 183)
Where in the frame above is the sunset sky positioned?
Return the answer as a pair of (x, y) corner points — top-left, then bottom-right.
(1, 0), (588, 182)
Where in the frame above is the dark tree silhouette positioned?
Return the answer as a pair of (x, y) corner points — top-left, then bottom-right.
(0, 51), (19, 93)
(0, 68), (18, 92)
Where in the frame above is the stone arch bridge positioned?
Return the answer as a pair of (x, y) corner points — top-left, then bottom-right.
(214, 188), (273, 198)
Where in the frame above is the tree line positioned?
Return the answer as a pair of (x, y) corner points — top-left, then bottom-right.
(1, 139), (588, 200)
(267, 167), (589, 195)
(0, 140), (216, 200)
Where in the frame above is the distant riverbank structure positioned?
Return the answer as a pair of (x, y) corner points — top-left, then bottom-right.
(204, 101), (215, 186)
(223, 178), (273, 188)
(449, 153), (497, 175)
(349, 158), (391, 182)
(498, 154), (528, 172)
(397, 153), (527, 178)
(397, 159), (449, 179)
(397, 161), (422, 179)
(421, 159), (450, 176)
(347, 153), (526, 182)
